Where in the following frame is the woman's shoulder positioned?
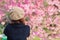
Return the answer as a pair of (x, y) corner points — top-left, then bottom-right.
(25, 25), (30, 27)
(5, 23), (12, 29)
(25, 25), (30, 29)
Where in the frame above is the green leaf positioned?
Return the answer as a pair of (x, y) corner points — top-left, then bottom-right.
(0, 28), (2, 34)
(43, 27), (51, 33)
(1, 0), (6, 5)
(33, 36), (41, 40)
(25, 17), (30, 21)
(0, 24), (4, 34)
(0, 24), (4, 28)
(44, 0), (49, 7)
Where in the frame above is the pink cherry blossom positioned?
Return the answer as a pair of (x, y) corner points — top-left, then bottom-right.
(23, 0), (31, 4)
(35, 0), (44, 7)
(0, 11), (5, 21)
(46, 5), (58, 16)
(35, 8), (45, 17)
(54, 16), (60, 26)
(0, 0), (60, 40)
(46, 0), (55, 5)
(44, 17), (53, 27)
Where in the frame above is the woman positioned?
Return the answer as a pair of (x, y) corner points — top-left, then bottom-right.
(4, 6), (30, 40)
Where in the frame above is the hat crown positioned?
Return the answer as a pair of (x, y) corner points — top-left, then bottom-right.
(9, 6), (25, 20)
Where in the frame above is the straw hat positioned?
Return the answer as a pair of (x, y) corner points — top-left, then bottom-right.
(9, 6), (25, 20)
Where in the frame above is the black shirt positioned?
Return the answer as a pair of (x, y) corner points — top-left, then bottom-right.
(4, 23), (30, 40)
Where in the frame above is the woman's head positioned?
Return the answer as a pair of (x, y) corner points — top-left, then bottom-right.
(9, 6), (25, 20)
(8, 6), (25, 24)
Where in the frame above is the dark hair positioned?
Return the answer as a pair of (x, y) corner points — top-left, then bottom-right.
(11, 18), (25, 24)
